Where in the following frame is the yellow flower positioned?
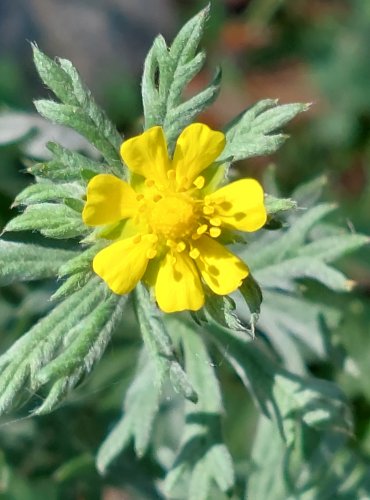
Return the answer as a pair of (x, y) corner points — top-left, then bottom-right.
(82, 123), (266, 313)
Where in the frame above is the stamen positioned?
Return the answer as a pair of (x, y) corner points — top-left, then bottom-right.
(146, 234), (159, 244)
(167, 169), (176, 180)
(203, 205), (214, 215)
(146, 249), (157, 259)
(210, 227), (221, 238)
(136, 194), (144, 201)
(176, 241), (186, 253)
(210, 217), (221, 227)
(153, 194), (162, 202)
(166, 239), (176, 249)
(193, 176), (205, 189)
(177, 175), (189, 191)
(196, 224), (208, 235)
(145, 179), (155, 187)
(133, 235), (142, 244)
(189, 248), (200, 259)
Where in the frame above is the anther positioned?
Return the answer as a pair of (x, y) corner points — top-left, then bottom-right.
(176, 241), (186, 253)
(193, 176), (205, 189)
(178, 175), (189, 190)
(196, 224), (208, 235)
(146, 234), (158, 244)
(136, 194), (144, 201)
(166, 239), (176, 249)
(145, 179), (155, 187)
(167, 169), (176, 181)
(210, 217), (221, 227)
(203, 205), (214, 215)
(146, 249), (157, 259)
(133, 235), (142, 244)
(153, 194), (162, 202)
(210, 227), (221, 238)
(189, 248), (200, 259)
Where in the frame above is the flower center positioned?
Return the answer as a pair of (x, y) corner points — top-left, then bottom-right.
(149, 195), (197, 240)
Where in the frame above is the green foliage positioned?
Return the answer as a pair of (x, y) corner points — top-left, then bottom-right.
(202, 272), (262, 339)
(219, 100), (309, 163)
(0, 5), (369, 499)
(96, 348), (160, 468)
(142, 4), (220, 150)
(245, 203), (367, 291)
(0, 279), (126, 415)
(32, 45), (123, 176)
(4, 203), (88, 239)
(0, 241), (78, 285)
(135, 284), (197, 403)
(209, 325), (352, 445)
(13, 181), (84, 206)
(264, 194), (297, 215)
(28, 142), (105, 182)
(164, 321), (234, 499)
(246, 416), (370, 499)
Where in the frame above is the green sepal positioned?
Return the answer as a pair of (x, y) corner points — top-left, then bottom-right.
(239, 273), (263, 337)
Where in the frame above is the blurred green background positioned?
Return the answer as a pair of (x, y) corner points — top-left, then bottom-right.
(0, 0), (369, 498)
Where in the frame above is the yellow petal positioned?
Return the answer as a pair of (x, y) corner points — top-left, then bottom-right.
(120, 126), (170, 185)
(82, 174), (138, 226)
(93, 235), (155, 295)
(155, 251), (204, 312)
(207, 179), (267, 232)
(173, 123), (226, 189)
(194, 236), (248, 295)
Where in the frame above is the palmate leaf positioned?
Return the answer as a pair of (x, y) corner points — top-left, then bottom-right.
(4, 203), (88, 239)
(51, 270), (94, 301)
(96, 348), (161, 471)
(164, 320), (234, 499)
(13, 181), (84, 206)
(142, 4), (220, 150)
(208, 326), (353, 447)
(250, 201), (365, 288)
(218, 99), (309, 163)
(238, 201), (369, 369)
(28, 142), (106, 182)
(0, 278), (126, 415)
(259, 290), (341, 373)
(0, 241), (78, 285)
(246, 416), (370, 500)
(135, 284), (197, 403)
(32, 45), (123, 176)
